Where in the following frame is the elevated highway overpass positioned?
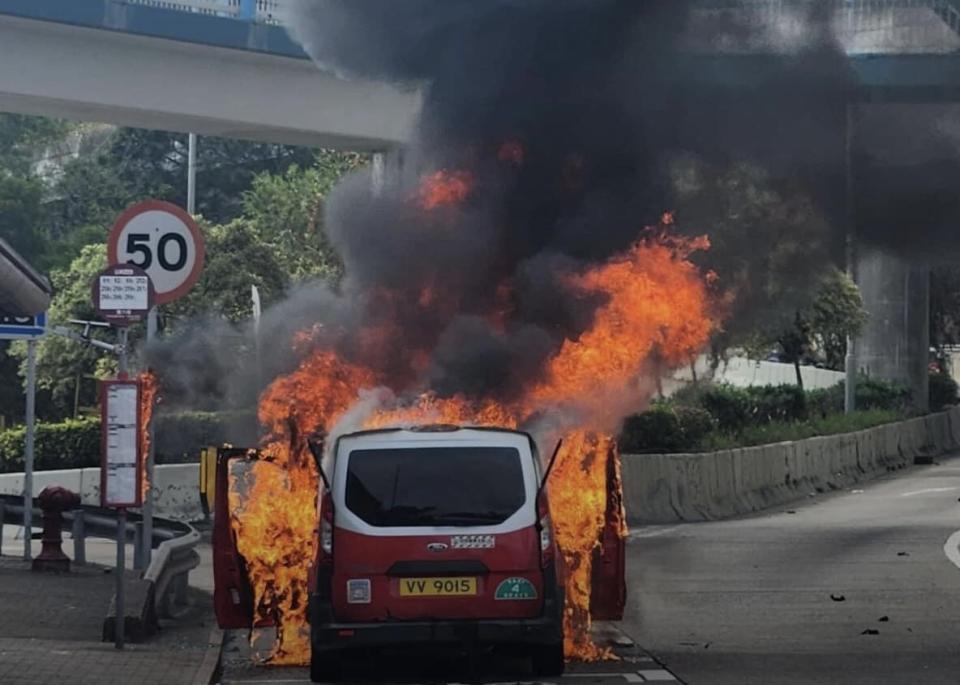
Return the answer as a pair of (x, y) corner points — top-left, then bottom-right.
(0, 0), (421, 149)
(3, 0), (960, 149)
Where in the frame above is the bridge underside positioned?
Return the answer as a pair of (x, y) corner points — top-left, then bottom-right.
(0, 13), (420, 150)
(674, 54), (960, 104)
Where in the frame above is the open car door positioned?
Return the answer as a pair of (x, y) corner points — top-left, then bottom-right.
(589, 441), (627, 621)
(213, 447), (256, 629)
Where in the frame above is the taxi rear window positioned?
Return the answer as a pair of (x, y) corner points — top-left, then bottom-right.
(345, 446), (525, 527)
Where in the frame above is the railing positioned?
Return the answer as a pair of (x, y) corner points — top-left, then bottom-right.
(120, 0), (960, 53)
(692, 0), (960, 52)
(124, 0), (284, 23)
(0, 494), (200, 621)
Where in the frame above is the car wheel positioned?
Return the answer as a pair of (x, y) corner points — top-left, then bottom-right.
(530, 642), (565, 677)
(310, 652), (343, 683)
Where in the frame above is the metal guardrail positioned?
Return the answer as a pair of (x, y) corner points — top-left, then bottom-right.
(122, 0), (960, 36)
(0, 494), (200, 620)
(124, 0), (283, 23)
(697, 0), (960, 39)
(682, 0), (960, 54)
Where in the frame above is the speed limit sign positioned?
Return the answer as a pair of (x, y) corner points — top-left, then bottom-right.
(107, 200), (205, 305)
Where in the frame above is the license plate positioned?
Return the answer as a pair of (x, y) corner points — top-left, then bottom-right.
(399, 577), (477, 597)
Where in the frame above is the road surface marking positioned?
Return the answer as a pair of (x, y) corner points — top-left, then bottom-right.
(944, 529), (960, 571)
(629, 526), (683, 539)
(223, 680), (310, 684)
(900, 487), (957, 497)
(229, 677), (650, 684)
(637, 670), (678, 681)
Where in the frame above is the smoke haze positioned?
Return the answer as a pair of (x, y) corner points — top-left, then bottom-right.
(148, 0), (960, 422)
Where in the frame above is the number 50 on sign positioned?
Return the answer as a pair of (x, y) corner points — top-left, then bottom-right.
(108, 200), (205, 305)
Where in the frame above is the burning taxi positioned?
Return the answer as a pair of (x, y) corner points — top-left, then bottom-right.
(306, 425), (565, 681)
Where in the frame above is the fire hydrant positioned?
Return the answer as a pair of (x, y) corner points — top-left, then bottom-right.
(32, 486), (81, 573)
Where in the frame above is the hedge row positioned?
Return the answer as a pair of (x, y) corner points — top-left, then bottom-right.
(0, 410), (258, 474)
(0, 418), (101, 473)
(619, 376), (925, 454)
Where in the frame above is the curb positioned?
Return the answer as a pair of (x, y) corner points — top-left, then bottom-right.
(192, 625), (224, 685)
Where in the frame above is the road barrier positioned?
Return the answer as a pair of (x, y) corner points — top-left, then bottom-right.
(0, 463), (204, 521)
(0, 494), (200, 642)
(621, 406), (960, 524)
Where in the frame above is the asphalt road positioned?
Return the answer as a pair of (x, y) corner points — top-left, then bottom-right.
(624, 456), (960, 685)
(217, 623), (680, 684)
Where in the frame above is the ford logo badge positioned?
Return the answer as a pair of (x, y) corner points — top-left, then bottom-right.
(427, 542), (449, 552)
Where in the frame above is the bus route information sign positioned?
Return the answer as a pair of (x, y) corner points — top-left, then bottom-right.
(100, 380), (143, 508)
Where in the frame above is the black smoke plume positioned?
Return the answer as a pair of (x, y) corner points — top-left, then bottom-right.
(149, 0), (960, 416)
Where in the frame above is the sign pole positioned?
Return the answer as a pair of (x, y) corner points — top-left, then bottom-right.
(22, 338), (36, 561)
(103, 199), (206, 568)
(115, 506), (126, 649)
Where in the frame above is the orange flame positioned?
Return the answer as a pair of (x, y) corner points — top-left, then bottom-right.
(230, 228), (717, 665)
(139, 370), (158, 502)
(416, 170), (475, 210)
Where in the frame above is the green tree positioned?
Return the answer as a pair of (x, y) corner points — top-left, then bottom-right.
(46, 129), (322, 249)
(0, 114), (70, 176)
(104, 129), (318, 224)
(166, 220), (290, 326)
(745, 268), (867, 388)
(243, 150), (366, 281)
(670, 158), (836, 368)
(0, 174), (47, 264)
(10, 244), (116, 420)
(931, 265), (960, 351)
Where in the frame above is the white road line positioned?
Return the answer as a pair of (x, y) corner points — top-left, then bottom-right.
(226, 671), (660, 684)
(222, 680), (310, 684)
(900, 487), (958, 497)
(222, 680), (309, 684)
(629, 526), (683, 540)
(944, 529), (960, 570)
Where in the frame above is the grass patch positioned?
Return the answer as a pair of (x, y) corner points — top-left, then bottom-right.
(696, 409), (902, 451)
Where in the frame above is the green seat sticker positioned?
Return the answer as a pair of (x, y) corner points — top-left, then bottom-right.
(494, 577), (538, 600)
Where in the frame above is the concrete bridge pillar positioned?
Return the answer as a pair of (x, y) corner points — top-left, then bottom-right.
(855, 247), (930, 412)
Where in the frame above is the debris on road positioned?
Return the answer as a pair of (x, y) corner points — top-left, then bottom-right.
(830, 594), (846, 602)
(878, 616), (889, 622)
(861, 629), (880, 635)
(897, 552), (909, 557)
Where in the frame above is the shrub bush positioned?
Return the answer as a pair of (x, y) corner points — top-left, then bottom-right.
(788, 377), (910, 419)
(806, 385), (843, 418)
(620, 406), (683, 453)
(855, 376), (911, 412)
(744, 385), (807, 424)
(929, 373), (959, 412)
(619, 404), (715, 453)
(154, 410), (258, 464)
(674, 406), (716, 446)
(0, 418), (100, 473)
(0, 410), (260, 473)
(698, 385), (751, 433)
(699, 409), (901, 451)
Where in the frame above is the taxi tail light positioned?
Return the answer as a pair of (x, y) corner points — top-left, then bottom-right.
(537, 494), (554, 568)
(320, 490), (335, 561)
(310, 490), (334, 593)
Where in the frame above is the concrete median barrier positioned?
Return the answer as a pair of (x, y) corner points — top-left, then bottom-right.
(0, 463), (202, 521)
(623, 408), (960, 525)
